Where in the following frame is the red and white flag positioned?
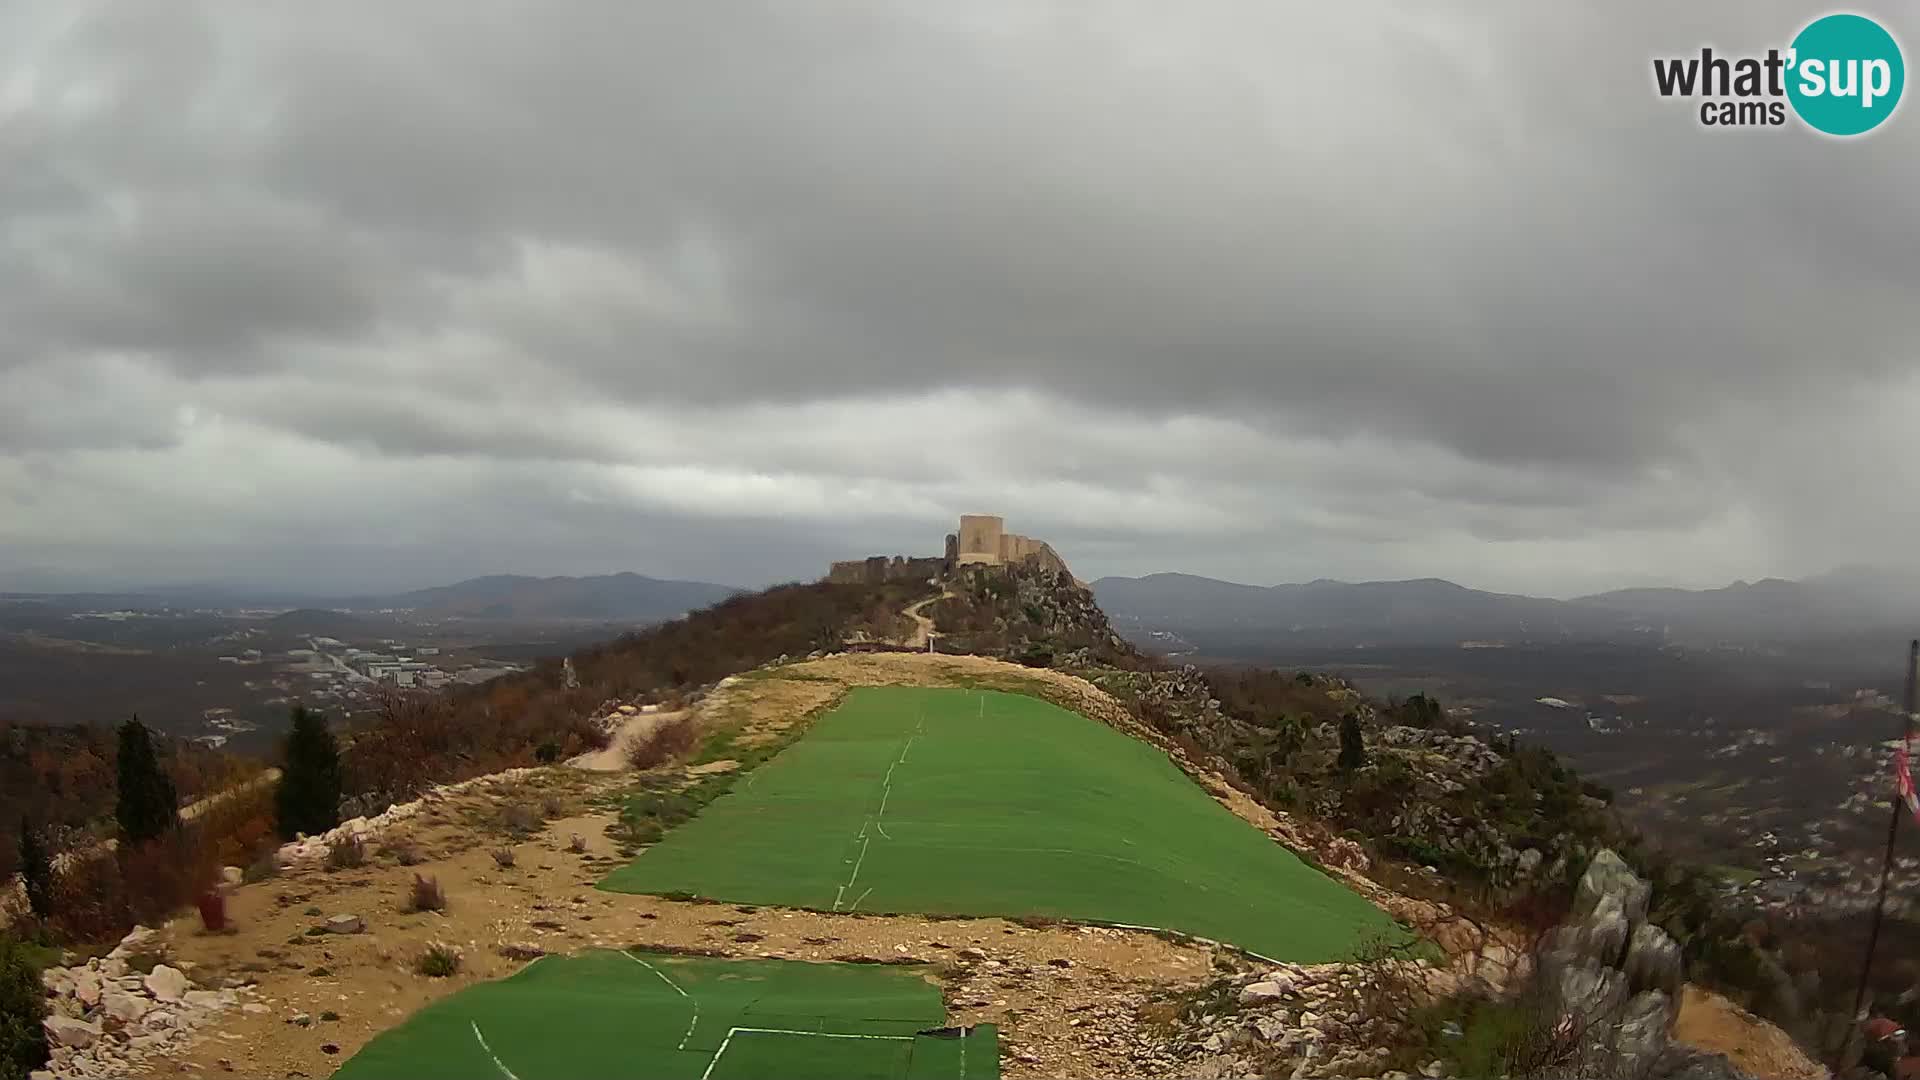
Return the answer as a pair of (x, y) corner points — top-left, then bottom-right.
(1896, 747), (1920, 827)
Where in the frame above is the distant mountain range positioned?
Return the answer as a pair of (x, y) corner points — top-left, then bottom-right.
(2, 572), (742, 623)
(341, 572), (740, 621)
(1092, 567), (1920, 648)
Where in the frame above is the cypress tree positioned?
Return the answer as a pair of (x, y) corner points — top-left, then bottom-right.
(0, 936), (50, 1078)
(115, 717), (178, 846)
(1337, 713), (1367, 773)
(18, 818), (53, 919)
(276, 705), (343, 840)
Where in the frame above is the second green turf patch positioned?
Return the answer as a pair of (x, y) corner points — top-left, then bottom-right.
(332, 950), (993, 1080)
(601, 686), (1404, 962)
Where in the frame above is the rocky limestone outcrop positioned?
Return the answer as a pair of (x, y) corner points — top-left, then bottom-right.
(1531, 850), (1758, 1080)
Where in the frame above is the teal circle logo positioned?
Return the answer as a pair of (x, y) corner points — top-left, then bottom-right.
(1787, 13), (1904, 136)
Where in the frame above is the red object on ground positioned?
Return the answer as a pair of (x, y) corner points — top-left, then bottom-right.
(196, 889), (228, 932)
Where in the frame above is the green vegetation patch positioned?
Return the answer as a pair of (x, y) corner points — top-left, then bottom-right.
(601, 687), (1406, 963)
(333, 949), (996, 1080)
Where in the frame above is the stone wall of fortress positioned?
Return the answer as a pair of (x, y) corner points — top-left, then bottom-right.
(824, 514), (1070, 583)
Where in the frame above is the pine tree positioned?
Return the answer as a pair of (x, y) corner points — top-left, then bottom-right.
(18, 818), (53, 919)
(115, 717), (178, 846)
(276, 705), (343, 840)
(1337, 713), (1367, 773)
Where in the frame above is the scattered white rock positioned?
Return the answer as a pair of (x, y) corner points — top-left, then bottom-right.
(101, 990), (149, 1024)
(1238, 978), (1289, 1004)
(45, 1016), (101, 1049)
(325, 913), (365, 934)
(143, 965), (189, 1002)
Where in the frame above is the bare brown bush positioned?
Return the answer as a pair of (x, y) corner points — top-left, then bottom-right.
(625, 715), (700, 771)
(404, 873), (446, 914)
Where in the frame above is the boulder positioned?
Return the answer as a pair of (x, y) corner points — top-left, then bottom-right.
(110, 926), (158, 958)
(45, 1016), (101, 1049)
(1248, 1015), (1287, 1043)
(144, 964), (190, 1002)
(71, 969), (102, 1007)
(1553, 962), (1626, 1024)
(1611, 990), (1676, 1077)
(1239, 979), (1290, 1004)
(182, 989), (227, 1010)
(102, 990), (150, 1024)
(220, 865), (244, 887)
(1573, 849), (1650, 925)
(325, 914), (364, 935)
(1624, 922), (1684, 999)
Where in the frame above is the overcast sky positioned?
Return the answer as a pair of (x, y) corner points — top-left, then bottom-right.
(3, 1), (1917, 597)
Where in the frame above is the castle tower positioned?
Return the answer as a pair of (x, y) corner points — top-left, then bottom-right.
(956, 514), (1005, 566)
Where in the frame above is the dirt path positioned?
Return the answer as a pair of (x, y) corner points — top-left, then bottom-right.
(566, 710), (683, 772)
(901, 590), (953, 650)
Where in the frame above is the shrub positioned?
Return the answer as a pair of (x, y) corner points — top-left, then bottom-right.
(541, 795), (565, 819)
(625, 716), (699, 771)
(500, 804), (543, 835)
(405, 874), (446, 914)
(0, 936), (50, 1079)
(116, 717), (179, 846)
(534, 741), (561, 764)
(119, 832), (214, 931)
(277, 706), (343, 841)
(567, 835), (587, 854)
(1338, 714), (1367, 772)
(243, 851), (281, 883)
(491, 847), (515, 869)
(17, 820), (52, 920)
(415, 942), (461, 978)
(324, 835), (365, 871)
(381, 839), (423, 866)
(196, 890), (229, 933)
(45, 852), (128, 943)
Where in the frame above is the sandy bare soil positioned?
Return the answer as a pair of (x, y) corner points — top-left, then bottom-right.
(129, 763), (1211, 1079)
(1674, 986), (1826, 1080)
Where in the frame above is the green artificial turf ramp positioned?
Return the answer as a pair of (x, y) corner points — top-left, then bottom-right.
(332, 950), (996, 1080)
(601, 686), (1404, 962)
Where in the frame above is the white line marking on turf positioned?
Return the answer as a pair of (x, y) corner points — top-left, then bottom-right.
(700, 1027), (914, 1080)
(470, 1021), (523, 1080)
(849, 885), (874, 911)
(623, 951), (700, 1050)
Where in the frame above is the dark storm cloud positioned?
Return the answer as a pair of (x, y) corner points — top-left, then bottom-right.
(1, 0), (1917, 594)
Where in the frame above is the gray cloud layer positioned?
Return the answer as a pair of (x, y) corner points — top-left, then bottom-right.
(3, 1), (1917, 595)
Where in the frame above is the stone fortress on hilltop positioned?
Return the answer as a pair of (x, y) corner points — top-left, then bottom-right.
(826, 513), (1071, 585)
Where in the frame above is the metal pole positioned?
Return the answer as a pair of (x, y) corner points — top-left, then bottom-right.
(1840, 639), (1920, 1070)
